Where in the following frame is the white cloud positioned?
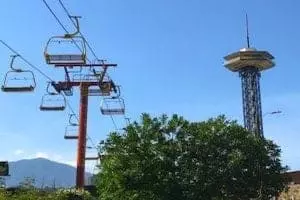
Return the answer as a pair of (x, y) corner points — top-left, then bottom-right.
(53, 154), (63, 161)
(35, 152), (49, 159)
(14, 149), (24, 156)
(64, 160), (76, 167)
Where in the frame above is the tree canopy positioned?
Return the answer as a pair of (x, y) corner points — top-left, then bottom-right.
(96, 114), (288, 200)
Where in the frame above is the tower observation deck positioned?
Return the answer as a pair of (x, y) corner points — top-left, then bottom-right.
(224, 47), (275, 137)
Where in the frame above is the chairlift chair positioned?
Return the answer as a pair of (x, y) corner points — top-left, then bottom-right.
(64, 124), (78, 139)
(85, 153), (102, 161)
(61, 82), (73, 96)
(62, 88), (73, 96)
(40, 83), (66, 111)
(90, 81), (119, 97)
(85, 157), (99, 161)
(40, 93), (66, 111)
(100, 97), (125, 115)
(99, 81), (114, 95)
(44, 16), (87, 65)
(88, 83), (112, 97)
(51, 82), (73, 96)
(44, 36), (86, 65)
(1, 55), (36, 92)
(64, 114), (78, 139)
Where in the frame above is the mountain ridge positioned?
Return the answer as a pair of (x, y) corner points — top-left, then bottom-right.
(4, 158), (92, 188)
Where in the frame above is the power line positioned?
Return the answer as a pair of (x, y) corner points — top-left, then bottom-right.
(0, 40), (54, 82)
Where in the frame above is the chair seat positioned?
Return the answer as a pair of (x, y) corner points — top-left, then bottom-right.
(1, 86), (34, 92)
(40, 106), (65, 111)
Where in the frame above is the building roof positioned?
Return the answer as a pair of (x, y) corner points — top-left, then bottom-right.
(285, 171), (300, 184)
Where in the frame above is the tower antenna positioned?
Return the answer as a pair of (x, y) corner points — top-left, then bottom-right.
(246, 13), (250, 48)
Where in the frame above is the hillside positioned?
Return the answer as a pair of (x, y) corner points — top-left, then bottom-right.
(4, 158), (92, 188)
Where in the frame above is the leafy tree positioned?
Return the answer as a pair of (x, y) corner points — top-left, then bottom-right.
(96, 114), (288, 200)
(0, 187), (92, 200)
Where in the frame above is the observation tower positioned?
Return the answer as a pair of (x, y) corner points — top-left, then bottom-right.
(223, 16), (275, 137)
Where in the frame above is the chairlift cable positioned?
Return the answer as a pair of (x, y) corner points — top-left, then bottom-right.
(0, 40), (54, 82)
(110, 115), (119, 130)
(0, 40), (100, 157)
(42, 0), (91, 63)
(42, 0), (68, 33)
(43, 0), (126, 139)
(50, 0), (129, 132)
(58, 0), (99, 61)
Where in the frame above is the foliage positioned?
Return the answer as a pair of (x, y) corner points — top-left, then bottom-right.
(278, 185), (300, 200)
(96, 114), (288, 200)
(53, 188), (93, 200)
(0, 187), (93, 200)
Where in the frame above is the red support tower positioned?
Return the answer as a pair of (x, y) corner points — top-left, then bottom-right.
(77, 82), (89, 188)
(43, 15), (124, 189)
(49, 63), (118, 189)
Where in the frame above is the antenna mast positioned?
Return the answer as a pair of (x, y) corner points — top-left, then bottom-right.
(246, 14), (250, 48)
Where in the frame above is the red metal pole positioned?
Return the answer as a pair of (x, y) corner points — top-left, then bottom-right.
(76, 83), (89, 189)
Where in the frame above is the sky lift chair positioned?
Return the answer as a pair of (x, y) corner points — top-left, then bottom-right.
(100, 97), (125, 115)
(64, 114), (78, 140)
(88, 72), (116, 96)
(54, 81), (73, 96)
(44, 16), (87, 65)
(1, 55), (36, 92)
(85, 153), (105, 161)
(40, 83), (66, 111)
(88, 81), (114, 97)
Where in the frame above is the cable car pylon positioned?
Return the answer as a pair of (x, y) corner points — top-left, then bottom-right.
(41, 2), (127, 188)
(44, 31), (120, 188)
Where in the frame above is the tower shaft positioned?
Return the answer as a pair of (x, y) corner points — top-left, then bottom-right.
(239, 67), (263, 137)
(76, 83), (89, 188)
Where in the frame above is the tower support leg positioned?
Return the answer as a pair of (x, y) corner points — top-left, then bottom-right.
(239, 67), (264, 137)
(76, 83), (89, 189)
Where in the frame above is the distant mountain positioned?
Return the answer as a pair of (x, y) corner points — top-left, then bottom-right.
(4, 158), (92, 188)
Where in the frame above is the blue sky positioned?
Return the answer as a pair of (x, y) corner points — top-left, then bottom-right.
(1, 0), (300, 172)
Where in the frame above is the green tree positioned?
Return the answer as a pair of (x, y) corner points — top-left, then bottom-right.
(0, 187), (92, 200)
(96, 114), (288, 200)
